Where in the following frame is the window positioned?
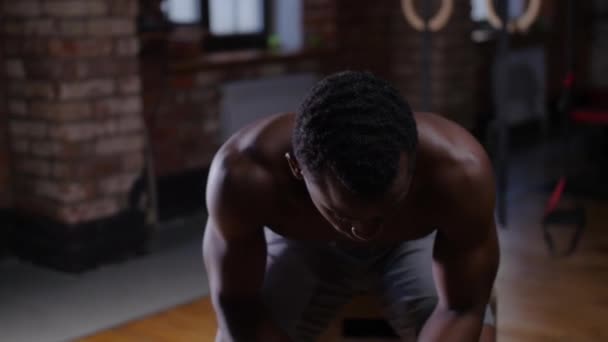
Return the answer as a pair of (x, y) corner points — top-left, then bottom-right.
(470, 0), (526, 42)
(202, 0), (270, 51)
(161, 0), (302, 52)
(208, 0), (265, 35)
(162, 0), (201, 24)
(471, 0), (525, 22)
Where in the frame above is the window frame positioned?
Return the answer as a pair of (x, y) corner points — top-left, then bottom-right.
(200, 0), (272, 51)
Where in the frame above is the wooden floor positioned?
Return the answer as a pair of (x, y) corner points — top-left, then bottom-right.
(80, 196), (608, 342)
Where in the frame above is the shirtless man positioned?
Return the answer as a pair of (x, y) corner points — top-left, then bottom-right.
(203, 71), (499, 342)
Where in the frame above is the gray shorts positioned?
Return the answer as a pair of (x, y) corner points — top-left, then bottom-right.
(261, 229), (495, 342)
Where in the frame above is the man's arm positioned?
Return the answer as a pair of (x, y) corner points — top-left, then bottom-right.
(202, 152), (292, 342)
(418, 159), (500, 342)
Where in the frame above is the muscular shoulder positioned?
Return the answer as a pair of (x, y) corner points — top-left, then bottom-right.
(441, 149), (496, 226)
(205, 141), (276, 237)
(418, 113), (496, 241)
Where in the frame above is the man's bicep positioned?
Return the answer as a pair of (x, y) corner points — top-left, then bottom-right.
(202, 156), (269, 299)
(203, 217), (267, 298)
(432, 218), (499, 312)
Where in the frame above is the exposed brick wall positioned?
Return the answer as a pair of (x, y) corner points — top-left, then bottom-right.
(140, 0), (336, 177)
(0, 5), (12, 209)
(143, 57), (322, 177)
(1, 0), (144, 224)
(141, 0), (477, 178)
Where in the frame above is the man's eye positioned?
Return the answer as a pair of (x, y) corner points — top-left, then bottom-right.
(331, 213), (348, 224)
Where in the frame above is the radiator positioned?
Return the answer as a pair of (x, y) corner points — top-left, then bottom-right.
(219, 73), (319, 141)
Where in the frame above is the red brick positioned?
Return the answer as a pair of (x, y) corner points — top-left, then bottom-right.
(56, 20), (87, 37)
(9, 120), (48, 138)
(53, 156), (121, 179)
(98, 173), (138, 195)
(3, 1), (41, 17)
(30, 140), (60, 157)
(258, 64), (288, 77)
(94, 96), (142, 116)
(58, 197), (121, 224)
(48, 38), (113, 58)
(194, 71), (223, 87)
(58, 79), (115, 100)
(109, 0), (138, 17)
(7, 100), (28, 115)
(48, 122), (99, 142)
(3, 38), (22, 56)
(26, 59), (73, 79)
(46, 116), (144, 142)
(117, 75), (141, 94)
(42, 0), (108, 17)
(95, 134), (145, 155)
(30, 101), (93, 121)
(59, 142), (95, 160)
(8, 81), (55, 100)
(1, 18), (55, 37)
(51, 161), (71, 179)
(27, 58), (134, 79)
(77, 156), (124, 177)
(186, 87), (220, 103)
(24, 18), (55, 35)
(171, 75), (195, 89)
(5, 59), (26, 78)
(3, 38), (49, 56)
(12, 139), (30, 154)
(115, 37), (140, 56)
(75, 58), (138, 78)
(2, 19), (23, 35)
(101, 116), (144, 135)
(291, 60), (320, 73)
(114, 58), (139, 75)
(15, 158), (51, 177)
(122, 152), (145, 171)
(34, 180), (94, 203)
(86, 18), (135, 36)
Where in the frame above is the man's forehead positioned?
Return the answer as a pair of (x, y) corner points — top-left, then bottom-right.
(320, 170), (411, 215)
(312, 152), (412, 191)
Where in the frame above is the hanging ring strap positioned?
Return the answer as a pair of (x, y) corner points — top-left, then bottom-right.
(485, 0), (542, 33)
(401, 0), (454, 32)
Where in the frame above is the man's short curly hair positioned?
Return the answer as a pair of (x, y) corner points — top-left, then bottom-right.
(293, 71), (418, 198)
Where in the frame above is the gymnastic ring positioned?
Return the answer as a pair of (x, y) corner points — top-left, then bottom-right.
(401, 0), (453, 32)
(485, 0), (542, 33)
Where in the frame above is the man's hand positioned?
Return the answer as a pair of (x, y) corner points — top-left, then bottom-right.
(418, 220), (499, 342)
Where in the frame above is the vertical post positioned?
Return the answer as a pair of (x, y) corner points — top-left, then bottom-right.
(560, 0), (575, 132)
(560, 0), (575, 195)
(566, 0), (574, 79)
(495, 0), (510, 226)
(421, 0), (432, 112)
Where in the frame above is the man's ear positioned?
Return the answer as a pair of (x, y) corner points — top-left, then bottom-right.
(285, 152), (303, 180)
